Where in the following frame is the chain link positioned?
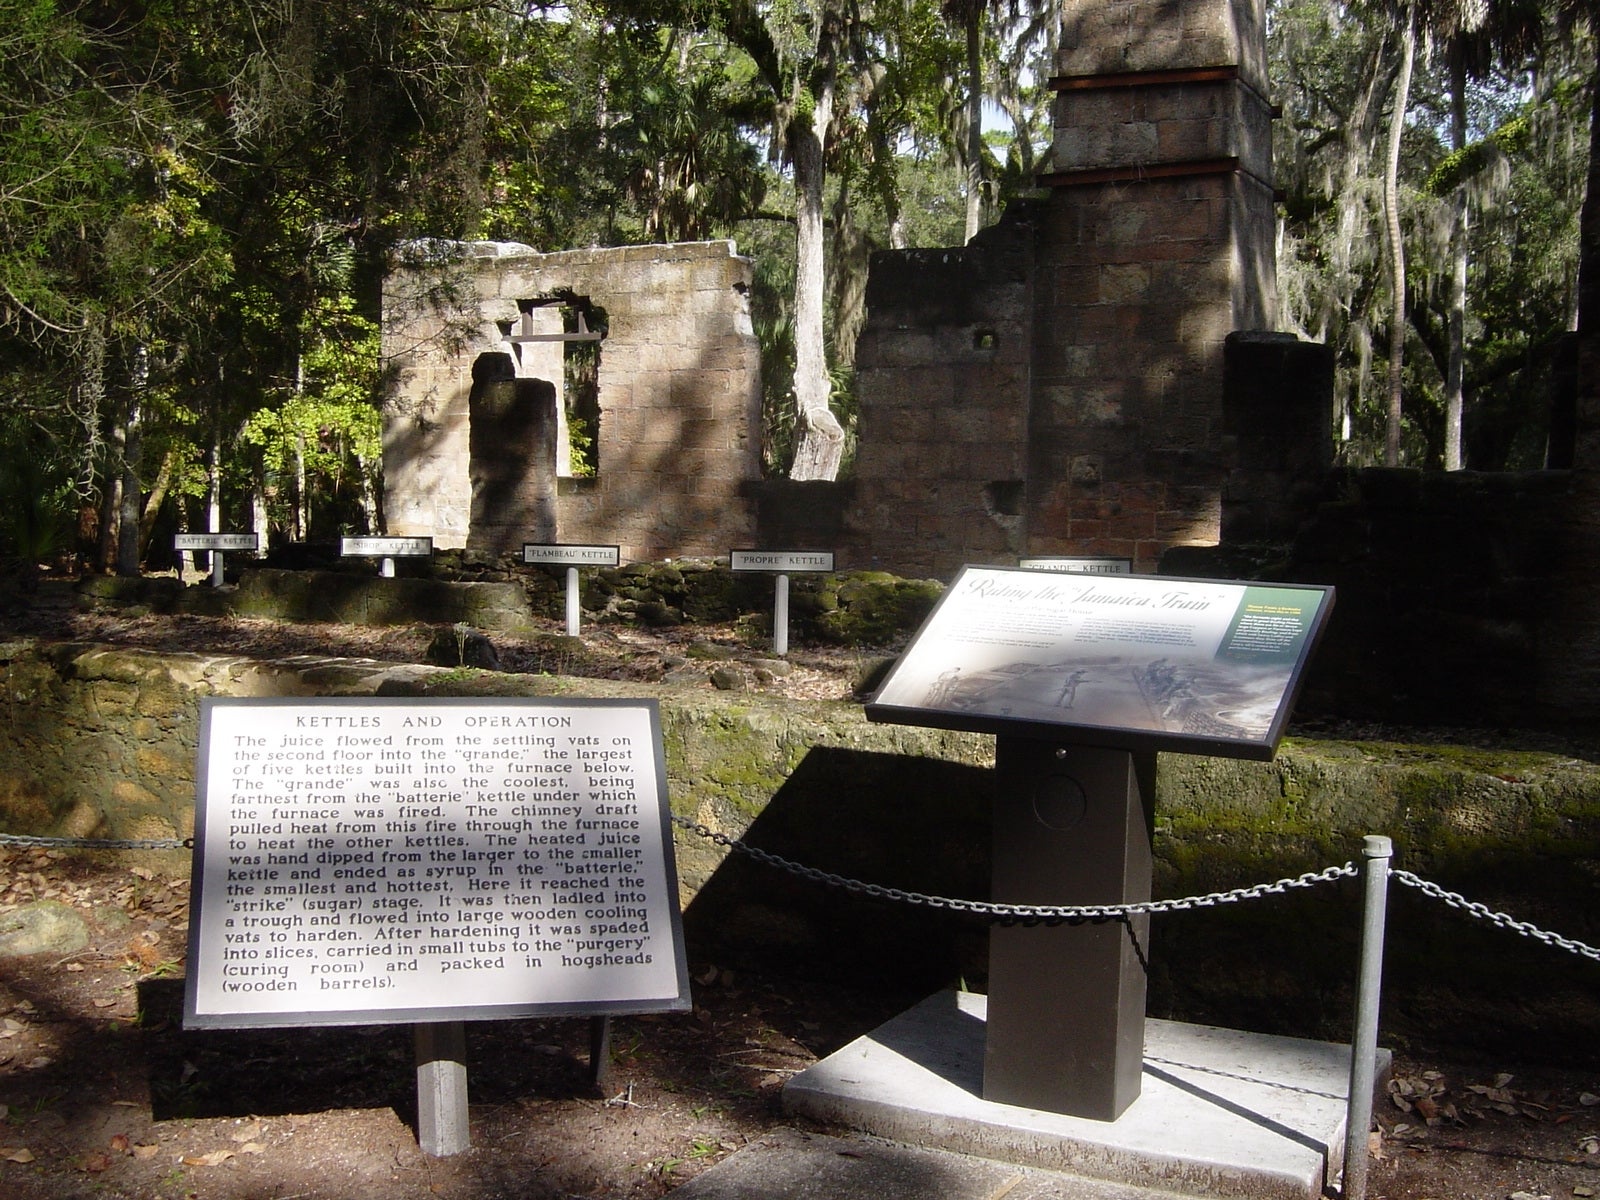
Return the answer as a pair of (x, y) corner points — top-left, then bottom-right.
(1393, 869), (1600, 964)
(11, 826), (1595, 964)
(670, 814), (1356, 925)
(0, 833), (192, 851)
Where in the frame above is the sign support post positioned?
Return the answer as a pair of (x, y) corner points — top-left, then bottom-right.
(414, 1021), (470, 1157)
(565, 568), (582, 637)
(985, 739), (1154, 1119)
(773, 574), (790, 656)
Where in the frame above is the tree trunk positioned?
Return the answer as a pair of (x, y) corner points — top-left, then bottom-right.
(295, 432), (309, 540)
(1444, 39), (1468, 471)
(207, 421), (223, 575)
(97, 451), (120, 574)
(1573, 36), (1600, 470)
(117, 345), (154, 575)
(138, 446), (175, 556)
(252, 475), (270, 548)
(788, 55), (845, 482)
(1383, 3), (1415, 468)
(1329, 38), (1394, 448)
(832, 179), (870, 379)
(116, 397), (142, 575)
(357, 453), (380, 534)
(963, 6), (983, 244)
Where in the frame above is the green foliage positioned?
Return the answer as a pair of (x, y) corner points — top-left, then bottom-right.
(239, 297), (381, 537)
(0, 417), (76, 579)
(1272, 0), (1589, 469)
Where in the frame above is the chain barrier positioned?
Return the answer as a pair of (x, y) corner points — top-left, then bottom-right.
(7, 826), (1597, 964)
(1393, 868), (1600, 964)
(0, 833), (191, 851)
(672, 819), (1600, 960)
(670, 814), (1356, 925)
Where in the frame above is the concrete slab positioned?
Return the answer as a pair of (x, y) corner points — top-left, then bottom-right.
(666, 1126), (1194, 1200)
(783, 991), (1389, 1200)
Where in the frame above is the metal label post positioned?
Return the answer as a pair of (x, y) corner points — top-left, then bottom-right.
(414, 1021), (470, 1156)
(522, 544), (621, 638)
(729, 549), (834, 657)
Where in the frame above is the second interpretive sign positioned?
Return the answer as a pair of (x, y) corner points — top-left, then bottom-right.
(866, 568), (1333, 760)
(184, 697), (690, 1029)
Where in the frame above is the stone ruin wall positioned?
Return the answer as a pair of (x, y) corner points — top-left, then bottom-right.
(838, 0), (1277, 578)
(4, 639), (1597, 1047)
(383, 240), (761, 562)
(838, 220), (1036, 573)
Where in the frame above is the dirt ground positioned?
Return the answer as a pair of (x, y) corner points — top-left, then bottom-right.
(1, 600), (1599, 1199)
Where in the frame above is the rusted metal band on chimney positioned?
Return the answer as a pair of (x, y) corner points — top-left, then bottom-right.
(1048, 65), (1240, 92)
(1037, 157), (1241, 189)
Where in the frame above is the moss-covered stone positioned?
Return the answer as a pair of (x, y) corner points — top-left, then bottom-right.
(811, 573), (944, 643)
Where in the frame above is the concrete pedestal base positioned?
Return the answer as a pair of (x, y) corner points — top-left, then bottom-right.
(784, 992), (1389, 1200)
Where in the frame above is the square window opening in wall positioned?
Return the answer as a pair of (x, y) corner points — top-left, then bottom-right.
(984, 480), (1025, 517)
(973, 329), (999, 354)
(509, 296), (607, 479)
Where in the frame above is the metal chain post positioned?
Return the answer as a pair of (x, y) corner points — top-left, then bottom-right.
(1342, 835), (1392, 1200)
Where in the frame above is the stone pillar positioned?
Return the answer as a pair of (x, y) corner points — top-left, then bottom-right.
(466, 352), (558, 554)
(1027, 0), (1276, 569)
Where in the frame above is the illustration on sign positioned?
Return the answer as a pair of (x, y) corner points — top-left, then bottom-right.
(185, 698), (690, 1028)
(867, 568), (1333, 758)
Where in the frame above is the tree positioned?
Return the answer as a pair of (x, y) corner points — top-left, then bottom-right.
(1383, 0), (1418, 467)
(943, 0), (988, 243)
(1413, 0), (1547, 469)
(1273, 0), (1586, 468)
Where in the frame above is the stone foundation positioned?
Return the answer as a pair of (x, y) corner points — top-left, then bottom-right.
(383, 240), (761, 561)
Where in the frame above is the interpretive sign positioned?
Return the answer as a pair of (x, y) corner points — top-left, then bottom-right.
(729, 549), (834, 573)
(341, 536), (433, 578)
(175, 531), (261, 587)
(175, 533), (260, 553)
(866, 568), (1333, 760)
(1017, 555), (1131, 575)
(522, 543), (621, 568)
(184, 697), (690, 1029)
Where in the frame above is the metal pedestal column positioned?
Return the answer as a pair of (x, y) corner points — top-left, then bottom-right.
(983, 739), (1156, 1122)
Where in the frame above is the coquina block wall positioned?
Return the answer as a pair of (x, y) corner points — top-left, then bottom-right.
(383, 240), (762, 562)
(841, 0), (1277, 577)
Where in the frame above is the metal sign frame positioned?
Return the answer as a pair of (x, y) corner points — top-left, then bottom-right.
(866, 567), (1334, 762)
(184, 696), (690, 1030)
